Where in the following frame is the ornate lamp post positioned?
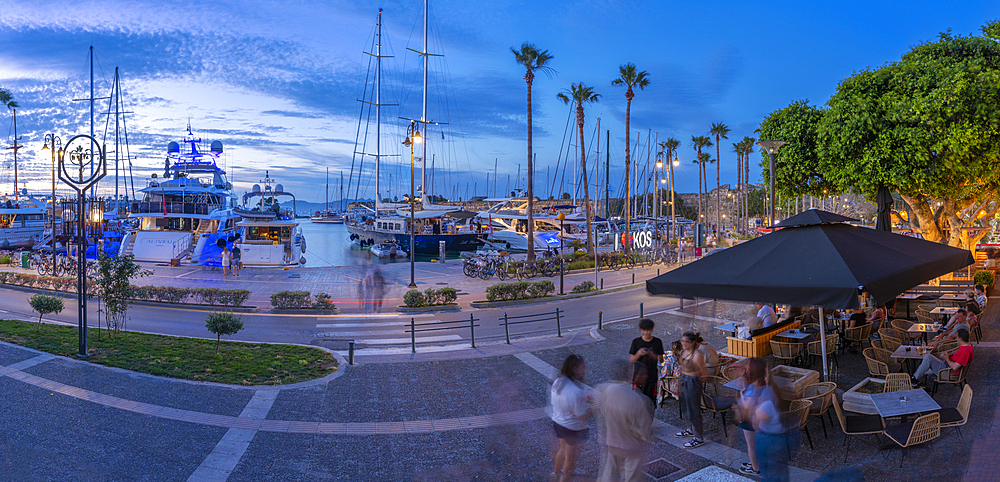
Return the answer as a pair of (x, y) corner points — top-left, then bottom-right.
(756, 140), (786, 232)
(557, 212), (565, 294)
(57, 135), (106, 358)
(670, 157), (679, 240)
(402, 121), (421, 288)
(41, 134), (62, 268)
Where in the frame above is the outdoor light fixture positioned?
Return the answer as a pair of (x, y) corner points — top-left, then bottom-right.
(404, 121), (421, 288)
(756, 140), (787, 232)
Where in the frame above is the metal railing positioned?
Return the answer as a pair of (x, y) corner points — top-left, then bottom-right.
(129, 201), (214, 215)
(500, 308), (563, 344)
(404, 314), (480, 353)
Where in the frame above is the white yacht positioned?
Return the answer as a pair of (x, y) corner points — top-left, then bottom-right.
(477, 198), (583, 252)
(0, 193), (47, 249)
(233, 172), (306, 267)
(119, 126), (240, 265)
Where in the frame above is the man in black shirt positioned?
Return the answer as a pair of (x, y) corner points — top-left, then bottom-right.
(629, 318), (664, 412)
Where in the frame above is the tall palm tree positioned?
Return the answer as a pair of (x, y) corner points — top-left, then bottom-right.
(1, 89), (18, 193)
(612, 63), (650, 254)
(512, 43), (554, 262)
(700, 153), (715, 208)
(733, 140), (744, 233)
(657, 137), (680, 238)
(691, 135), (713, 230)
(742, 136), (756, 231)
(709, 122), (730, 234)
(557, 83), (600, 254)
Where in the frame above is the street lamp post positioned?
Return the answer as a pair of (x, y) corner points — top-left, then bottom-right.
(756, 140), (786, 232)
(670, 157), (679, 241)
(42, 135), (62, 269)
(558, 212), (565, 295)
(403, 121), (421, 288)
(56, 135), (106, 358)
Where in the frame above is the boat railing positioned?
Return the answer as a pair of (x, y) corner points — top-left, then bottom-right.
(130, 201), (215, 215)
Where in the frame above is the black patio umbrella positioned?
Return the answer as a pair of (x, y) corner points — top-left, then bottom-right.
(646, 208), (972, 377)
(874, 185), (894, 232)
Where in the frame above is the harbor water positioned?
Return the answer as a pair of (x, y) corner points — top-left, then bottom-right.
(298, 220), (466, 268)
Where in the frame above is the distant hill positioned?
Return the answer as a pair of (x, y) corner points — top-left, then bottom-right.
(291, 200), (373, 215)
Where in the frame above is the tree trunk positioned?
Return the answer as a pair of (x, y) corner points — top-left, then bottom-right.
(578, 104), (593, 255)
(715, 136), (721, 235)
(526, 73), (535, 262)
(624, 92), (632, 255)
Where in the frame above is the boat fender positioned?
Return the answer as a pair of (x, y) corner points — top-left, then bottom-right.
(300, 237), (307, 253)
(349, 233), (358, 241)
(299, 256), (306, 264)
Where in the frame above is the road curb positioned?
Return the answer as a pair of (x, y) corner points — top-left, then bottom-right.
(396, 303), (462, 313)
(469, 282), (645, 308)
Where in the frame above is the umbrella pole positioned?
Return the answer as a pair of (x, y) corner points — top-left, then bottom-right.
(819, 307), (828, 381)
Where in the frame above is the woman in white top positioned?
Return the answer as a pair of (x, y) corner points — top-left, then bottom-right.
(221, 245), (230, 276)
(551, 354), (593, 481)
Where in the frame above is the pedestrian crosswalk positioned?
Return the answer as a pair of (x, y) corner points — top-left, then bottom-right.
(313, 315), (466, 346)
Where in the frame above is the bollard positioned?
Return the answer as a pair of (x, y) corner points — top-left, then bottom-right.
(410, 317), (416, 354)
(556, 308), (562, 337)
(598, 311), (603, 330)
(657, 268), (660, 276)
(469, 313), (477, 348)
(348, 340), (355, 365)
(640, 302), (644, 318)
(632, 273), (635, 284)
(680, 297), (684, 310)
(600, 278), (604, 290)
(503, 312), (511, 344)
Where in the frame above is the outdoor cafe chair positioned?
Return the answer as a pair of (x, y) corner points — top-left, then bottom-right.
(883, 412), (941, 468)
(786, 399), (814, 450)
(802, 382), (837, 439)
(770, 340), (804, 366)
(932, 339), (959, 357)
(700, 375), (735, 437)
(872, 347), (901, 373)
(843, 323), (873, 352)
(934, 384), (972, 441)
(722, 364), (743, 383)
(658, 374), (684, 419)
(863, 348), (891, 378)
(883, 373), (913, 392)
(877, 329), (903, 351)
(915, 310), (935, 325)
(807, 334), (839, 373)
(916, 304), (936, 313)
(931, 362), (970, 397)
(706, 356), (735, 377)
(936, 299), (959, 308)
(832, 397), (885, 463)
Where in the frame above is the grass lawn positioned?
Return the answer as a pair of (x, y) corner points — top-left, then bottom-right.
(0, 319), (338, 385)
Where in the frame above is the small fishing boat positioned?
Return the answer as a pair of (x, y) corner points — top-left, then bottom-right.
(369, 241), (407, 258)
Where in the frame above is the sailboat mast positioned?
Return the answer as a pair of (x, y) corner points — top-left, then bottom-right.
(325, 167), (329, 210)
(340, 171), (344, 212)
(420, 0), (428, 203)
(11, 109), (18, 194)
(114, 68), (120, 202)
(375, 8), (382, 208)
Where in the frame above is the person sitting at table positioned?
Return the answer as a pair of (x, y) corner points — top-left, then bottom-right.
(657, 340), (683, 403)
(867, 303), (886, 325)
(912, 328), (974, 386)
(927, 309), (969, 350)
(754, 302), (777, 330)
(975, 284), (988, 309)
(844, 307), (869, 352)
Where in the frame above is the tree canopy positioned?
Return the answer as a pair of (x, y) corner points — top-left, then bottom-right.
(758, 21), (1000, 248)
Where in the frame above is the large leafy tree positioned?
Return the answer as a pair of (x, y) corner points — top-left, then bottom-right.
(558, 83), (600, 254)
(613, 63), (649, 254)
(757, 100), (832, 198)
(512, 43), (554, 261)
(709, 122), (730, 232)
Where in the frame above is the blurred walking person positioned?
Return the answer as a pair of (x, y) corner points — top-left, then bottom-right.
(372, 266), (386, 313)
(551, 354), (594, 481)
(597, 359), (652, 482)
(751, 365), (800, 482)
(675, 332), (708, 448)
(735, 358), (768, 476)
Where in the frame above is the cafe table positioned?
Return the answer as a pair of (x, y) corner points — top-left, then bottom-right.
(896, 293), (922, 319)
(869, 388), (940, 422)
(938, 293), (966, 302)
(890, 345), (931, 373)
(930, 306), (958, 322)
(907, 323), (942, 344)
(715, 322), (741, 338)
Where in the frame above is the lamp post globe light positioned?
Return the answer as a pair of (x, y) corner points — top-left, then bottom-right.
(402, 121), (421, 288)
(41, 134), (63, 269)
(756, 140), (786, 232)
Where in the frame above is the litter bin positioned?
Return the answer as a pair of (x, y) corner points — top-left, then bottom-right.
(21, 251), (29, 269)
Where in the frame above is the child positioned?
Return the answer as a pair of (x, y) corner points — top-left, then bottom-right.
(629, 318), (664, 410)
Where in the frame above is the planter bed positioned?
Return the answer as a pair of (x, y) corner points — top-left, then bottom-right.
(842, 377), (886, 415)
(770, 365), (819, 401)
(269, 308), (341, 315)
(397, 303), (461, 313)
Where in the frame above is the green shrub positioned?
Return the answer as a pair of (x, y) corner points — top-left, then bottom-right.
(423, 288), (441, 306)
(437, 287), (458, 304)
(529, 280), (555, 298)
(974, 270), (995, 288)
(486, 280), (553, 302)
(571, 281), (595, 294)
(270, 290), (312, 309)
(313, 293), (336, 310)
(28, 294), (64, 331)
(403, 289), (425, 307)
(0, 255), (10, 265)
(205, 311), (244, 353)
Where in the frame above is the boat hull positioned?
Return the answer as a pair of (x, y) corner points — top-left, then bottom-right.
(346, 226), (482, 254)
(0, 227), (44, 249)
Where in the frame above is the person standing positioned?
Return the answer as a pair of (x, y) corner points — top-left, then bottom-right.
(675, 332), (708, 448)
(629, 318), (664, 411)
(221, 244), (230, 276)
(597, 359), (653, 482)
(551, 354), (593, 482)
(752, 368), (800, 482)
(736, 358), (768, 476)
(230, 245), (242, 277)
(372, 266), (386, 313)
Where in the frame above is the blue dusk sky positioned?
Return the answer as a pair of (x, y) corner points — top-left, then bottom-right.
(1, 1), (998, 204)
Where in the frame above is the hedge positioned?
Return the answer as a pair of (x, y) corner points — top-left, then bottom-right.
(485, 280), (555, 302)
(0, 272), (251, 307)
(268, 291), (336, 310)
(403, 287), (458, 307)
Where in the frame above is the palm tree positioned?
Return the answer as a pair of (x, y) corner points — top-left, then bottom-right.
(742, 136), (756, 231)
(557, 83), (600, 254)
(733, 140), (744, 233)
(657, 137), (680, 238)
(700, 153), (715, 209)
(1, 89), (18, 192)
(512, 43), (554, 262)
(709, 122), (730, 234)
(612, 63), (650, 254)
(691, 135), (713, 230)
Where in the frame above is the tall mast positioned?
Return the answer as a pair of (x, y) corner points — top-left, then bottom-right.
(8, 109), (20, 194)
(421, 0), (428, 203)
(375, 8), (382, 207)
(326, 167), (329, 210)
(340, 171), (344, 212)
(114, 68), (120, 202)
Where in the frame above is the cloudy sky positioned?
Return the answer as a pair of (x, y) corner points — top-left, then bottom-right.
(1, 1), (997, 205)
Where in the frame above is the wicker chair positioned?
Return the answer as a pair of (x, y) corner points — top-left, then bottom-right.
(871, 339), (889, 351)
(863, 348), (891, 378)
(701, 376), (735, 437)
(843, 323), (873, 351)
(872, 346), (901, 373)
(883, 373), (913, 392)
(936, 299), (959, 307)
(807, 334), (839, 373)
(658, 374), (683, 419)
(915, 310), (935, 325)
(786, 399), (814, 450)
(722, 364), (743, 382)
(802, 382), (837, 439)
(770, 340), (804, 366)
(877, 329), (903, 352)
(706, 356), (735, 377)
(832, 397), (885, 463)
(916, 304), (936, 312)
(935, 384), (972, 440)
(931, 362), (970, 397)
(883, 412), (941, 468)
